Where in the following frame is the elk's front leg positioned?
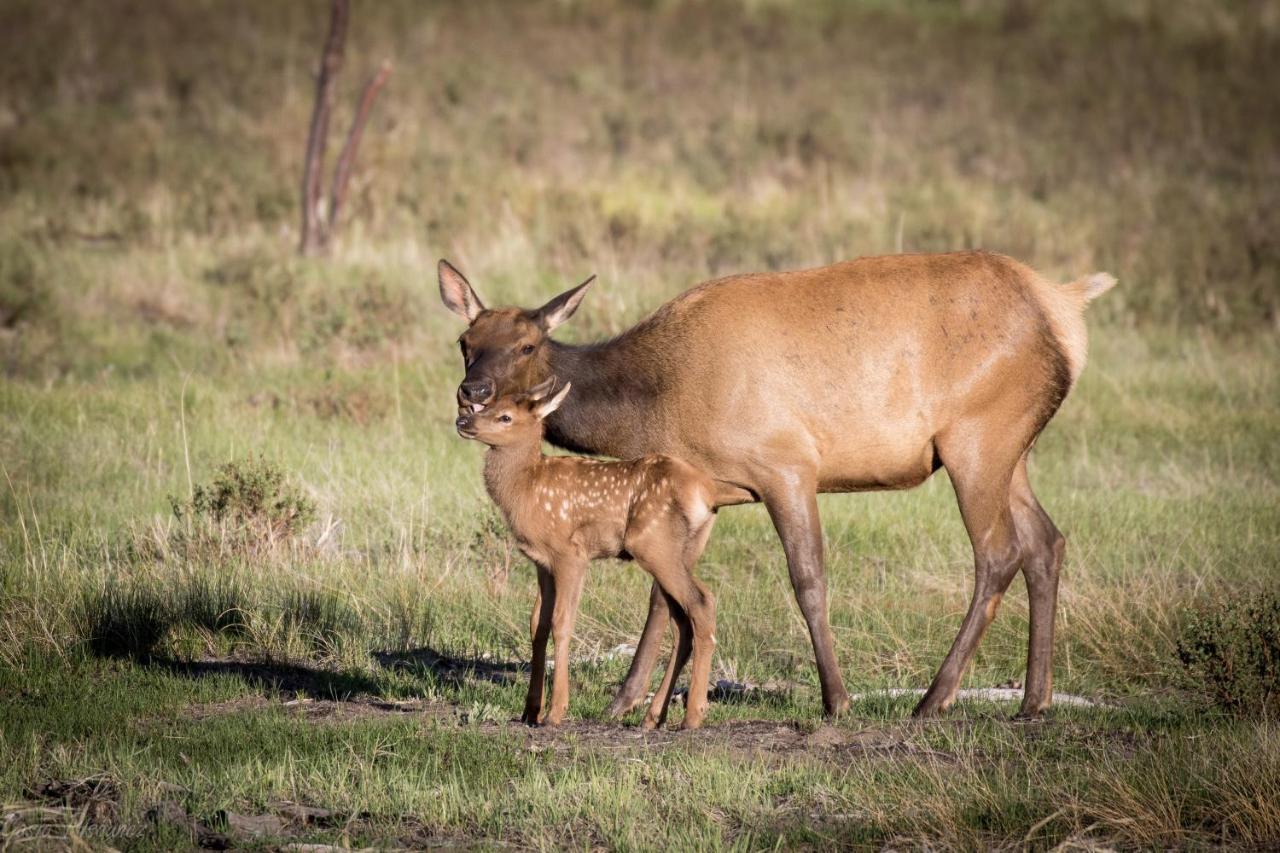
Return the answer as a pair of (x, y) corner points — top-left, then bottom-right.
(544, 561), (587, 726)
(604, 580), (669, 719)
(522, 566), (555, 725)
(762, 469), (851, 717)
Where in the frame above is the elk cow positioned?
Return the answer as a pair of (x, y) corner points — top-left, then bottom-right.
(440, 251), (1115, 719)
(455, 380), (719, 730)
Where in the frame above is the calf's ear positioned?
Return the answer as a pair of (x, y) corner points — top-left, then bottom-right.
(533, 382), (572, 420)
(526, 377), (558, 401)
(438, 259), (485, 322)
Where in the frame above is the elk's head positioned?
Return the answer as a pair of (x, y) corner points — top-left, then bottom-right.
(438, 259), (593, 411)
(454, 379), (571, 448)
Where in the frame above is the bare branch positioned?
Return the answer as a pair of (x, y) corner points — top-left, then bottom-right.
(300, 0), (349, 256)
(326, 60), (392, 246)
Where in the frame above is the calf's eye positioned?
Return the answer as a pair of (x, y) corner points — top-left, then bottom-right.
(521, 344), (535, 355)
(499, 414), (512, 423)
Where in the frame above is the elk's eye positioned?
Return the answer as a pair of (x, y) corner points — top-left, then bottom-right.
(521, 344), (535, 356)
(499, 414), (512, 423)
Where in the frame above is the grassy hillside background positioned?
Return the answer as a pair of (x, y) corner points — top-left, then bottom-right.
(1, 0), (1278, 848)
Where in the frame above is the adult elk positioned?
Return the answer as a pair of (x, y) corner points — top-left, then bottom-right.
(440, 251), (1115, 719)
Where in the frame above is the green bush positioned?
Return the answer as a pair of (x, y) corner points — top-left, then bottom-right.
(0, 239), (47, 329)
(1177, 592), (1280, 716)
(170, 456), (316, 554)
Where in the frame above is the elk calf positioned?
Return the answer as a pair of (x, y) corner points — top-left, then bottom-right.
(455, 380), (718, 730)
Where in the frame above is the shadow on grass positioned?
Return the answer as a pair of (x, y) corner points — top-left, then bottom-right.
(152, 658), (383, 700)
(372, 647), (527, 688)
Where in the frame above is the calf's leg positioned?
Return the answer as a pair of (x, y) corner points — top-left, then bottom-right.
(522, 566), (555, 724)
(543, 562), (586, 726)
(604, 581), (669, 719)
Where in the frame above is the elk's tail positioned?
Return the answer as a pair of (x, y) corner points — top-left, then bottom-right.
(1063, 272), (1117, 306)
(1035, 271), (1118, 387)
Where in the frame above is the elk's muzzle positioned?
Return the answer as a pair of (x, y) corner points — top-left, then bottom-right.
(458, 379), (493, 411)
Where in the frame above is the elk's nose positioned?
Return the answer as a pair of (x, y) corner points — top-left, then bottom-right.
(460, 380), (492, 403)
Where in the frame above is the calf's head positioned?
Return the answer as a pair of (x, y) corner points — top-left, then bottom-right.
(454, 380), (572, 448)
(438, 259), (593, 411)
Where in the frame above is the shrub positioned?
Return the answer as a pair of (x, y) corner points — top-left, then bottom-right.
(0, 238), (48, 329)
(170, 455), (316, 554)
(1176, 592), (1280, 716)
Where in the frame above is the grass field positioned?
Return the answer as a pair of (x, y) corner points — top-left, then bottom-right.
(2, 0), (1279, 849)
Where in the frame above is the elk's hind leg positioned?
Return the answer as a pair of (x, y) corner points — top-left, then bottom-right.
(1009, 453), (1066, 717)
(914, 421), (1027, 717)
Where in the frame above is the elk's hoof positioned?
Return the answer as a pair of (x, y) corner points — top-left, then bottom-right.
(604, 694), (642, 720)
(1013, 702), (1049, 720)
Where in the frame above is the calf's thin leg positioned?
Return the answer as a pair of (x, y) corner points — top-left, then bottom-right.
(522, 566), (555, 725)
(604, 581), (669, 719)
(677, 577), (716, 730)
(642, 592), (691, 731)
(544, 561), (586, 726)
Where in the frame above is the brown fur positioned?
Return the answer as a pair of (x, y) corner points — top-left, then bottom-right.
(456, 383), (718, 730)
(440, 250), (1115, 719)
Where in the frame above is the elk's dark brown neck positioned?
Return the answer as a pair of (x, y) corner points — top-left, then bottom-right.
(543, 336), (669, 459)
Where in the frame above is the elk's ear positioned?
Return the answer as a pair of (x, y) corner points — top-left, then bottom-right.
(526, 376), (558, 402)
(533, 381), (571, 420)
(535, 275), (595, 331)
(438, 259), (485, 322)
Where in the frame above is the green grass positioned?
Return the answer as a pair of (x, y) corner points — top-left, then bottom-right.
(1, 0), (1278, 848)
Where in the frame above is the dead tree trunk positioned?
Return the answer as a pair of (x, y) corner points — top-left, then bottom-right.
(328, 60), (393, 239)
(299, 0), (390, 256)
(300, 0), (348, 256)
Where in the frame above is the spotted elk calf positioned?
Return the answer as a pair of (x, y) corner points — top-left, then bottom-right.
(455, 381), (719, 730)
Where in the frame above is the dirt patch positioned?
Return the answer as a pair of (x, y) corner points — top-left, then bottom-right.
(22, 775), (120, 825)
(181, 694), (459, 726)
(177, 689), (963, 769)
(142, 798), (480, 850)
(503, 717), (967, 770)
